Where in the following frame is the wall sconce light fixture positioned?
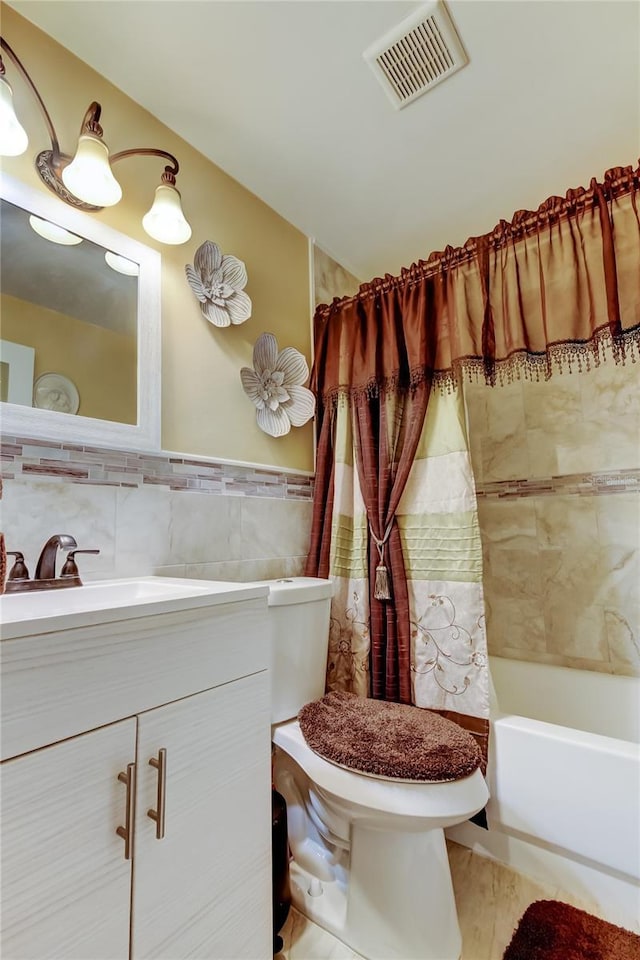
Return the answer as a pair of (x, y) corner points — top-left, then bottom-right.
(0, 36), (192, 245)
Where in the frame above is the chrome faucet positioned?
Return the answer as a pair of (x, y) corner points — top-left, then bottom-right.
(35, 534), (78, 580)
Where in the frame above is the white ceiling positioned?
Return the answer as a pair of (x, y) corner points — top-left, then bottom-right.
(9, 0), (640, 281)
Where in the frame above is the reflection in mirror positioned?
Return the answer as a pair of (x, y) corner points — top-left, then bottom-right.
(1, 198), (138, 424)
(0, 174), (161, 451)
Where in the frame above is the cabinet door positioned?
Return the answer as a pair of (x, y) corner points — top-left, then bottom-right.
(131, 672), (271, 960)
(1, 719), (136, 960)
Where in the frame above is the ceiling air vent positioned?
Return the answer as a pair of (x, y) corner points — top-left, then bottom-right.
(363, 1), (468, 110)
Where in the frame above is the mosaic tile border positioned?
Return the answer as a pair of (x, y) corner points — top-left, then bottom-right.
(476, 468), (640, 499)
(2, 436), (636, 503)
(0, 436), (314, 500)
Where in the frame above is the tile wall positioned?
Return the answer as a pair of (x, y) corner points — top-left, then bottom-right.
(312, 244), (361, 308)
(464, 359), (640, 676)
(1, 438), (313, 584)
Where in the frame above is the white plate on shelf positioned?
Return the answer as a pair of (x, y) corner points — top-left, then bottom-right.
(33, 372), (80, 414)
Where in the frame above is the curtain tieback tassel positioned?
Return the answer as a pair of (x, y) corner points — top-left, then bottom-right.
(370, 520), (394, 602)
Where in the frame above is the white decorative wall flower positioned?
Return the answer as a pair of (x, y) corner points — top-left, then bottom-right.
(240, 332), (316, 437)
(185, 240), (252, 327)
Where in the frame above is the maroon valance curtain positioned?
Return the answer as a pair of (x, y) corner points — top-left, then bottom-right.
(311, 162), (640, 405)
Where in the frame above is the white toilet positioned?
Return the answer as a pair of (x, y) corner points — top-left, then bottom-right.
(263, 576), (488, 960)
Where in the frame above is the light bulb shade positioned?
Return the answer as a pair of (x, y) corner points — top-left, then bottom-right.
(29, 215), (83, 246)
(142, 183), (192, 245)
(105, 251), (139, 276)
(61, 133), (122, 207)
(0, 75), (29, 156)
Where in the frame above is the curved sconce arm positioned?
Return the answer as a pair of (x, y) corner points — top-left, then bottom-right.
(77, 101), (105, 140)
(110, 147), (180, 185)
(0, 36), (61, 157)
(63, 105), (182, 190)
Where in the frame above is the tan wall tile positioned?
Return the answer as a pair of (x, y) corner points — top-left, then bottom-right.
(605, 606), (640, 674)
(481, 434), (531, 482)
(522, 374), (583, 431)
(525, 427), (559, 477)
(465, 357), (637, 676)
(484, 596), (546, 654)
(313, 244), (361, 307)
(478, 499), (538, 548)
(534, 496), (599, 550)
(480, 380), (530, 481)
(596, 494), (640, 552)
(556, 416), (640, 473)
(485, 548), (542, 601)
(543, 598), (609, 662)
(580, 359), (640, 423)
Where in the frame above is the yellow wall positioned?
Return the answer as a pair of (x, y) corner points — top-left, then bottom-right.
(1, 293), (137, 424)
(0, 4), (314, 470)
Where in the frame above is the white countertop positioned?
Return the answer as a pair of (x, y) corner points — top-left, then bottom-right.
(0, 577), (269, 640)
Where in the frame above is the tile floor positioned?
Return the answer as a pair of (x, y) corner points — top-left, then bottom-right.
(276, 840), (595, 960)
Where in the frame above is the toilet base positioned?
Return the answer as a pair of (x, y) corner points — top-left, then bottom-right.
(289, 861), (348, 942)
(290, 823), (462, 960)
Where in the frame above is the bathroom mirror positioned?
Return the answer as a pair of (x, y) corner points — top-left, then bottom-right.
(0, 173), (160, 450)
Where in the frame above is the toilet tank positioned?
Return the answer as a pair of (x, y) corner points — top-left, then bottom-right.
(260, 577), (334, 724)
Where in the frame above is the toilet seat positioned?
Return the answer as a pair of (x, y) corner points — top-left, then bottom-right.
(298, 690), (482, 782)
(273, 719), (488, 825)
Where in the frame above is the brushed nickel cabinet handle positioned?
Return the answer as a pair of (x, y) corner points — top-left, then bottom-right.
(147, 748), (167, 839)
(116, 762), (136, 861)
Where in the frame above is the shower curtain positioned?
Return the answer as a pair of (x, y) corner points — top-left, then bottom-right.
(305, 162), (640, 763)
(318, 387), (489, 760)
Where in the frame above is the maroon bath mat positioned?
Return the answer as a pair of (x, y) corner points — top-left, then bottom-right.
(503, 900), (640, 960)
(298, 690), (482, 782)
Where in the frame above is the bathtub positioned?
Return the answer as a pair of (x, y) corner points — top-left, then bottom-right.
(446, 656), (640, 931)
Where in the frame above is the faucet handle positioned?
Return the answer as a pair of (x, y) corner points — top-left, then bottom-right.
(60, 549), (100, 578)
(6, 552), (30, 581)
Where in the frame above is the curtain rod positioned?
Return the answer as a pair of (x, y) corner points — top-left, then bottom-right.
(317, 162), (639, 316)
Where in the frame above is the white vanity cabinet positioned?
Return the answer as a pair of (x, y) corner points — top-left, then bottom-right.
(0, 581), (272, 960)
(132, 674), (270, 960)
(2, 719), (136, 959)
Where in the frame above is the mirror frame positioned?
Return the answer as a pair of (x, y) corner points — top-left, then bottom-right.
(0, 173), (161, 451)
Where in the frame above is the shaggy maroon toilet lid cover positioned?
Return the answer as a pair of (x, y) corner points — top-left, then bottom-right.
(298, 691), (482, 782)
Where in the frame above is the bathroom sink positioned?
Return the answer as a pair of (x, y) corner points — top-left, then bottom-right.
(0, 576), (269, 639)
